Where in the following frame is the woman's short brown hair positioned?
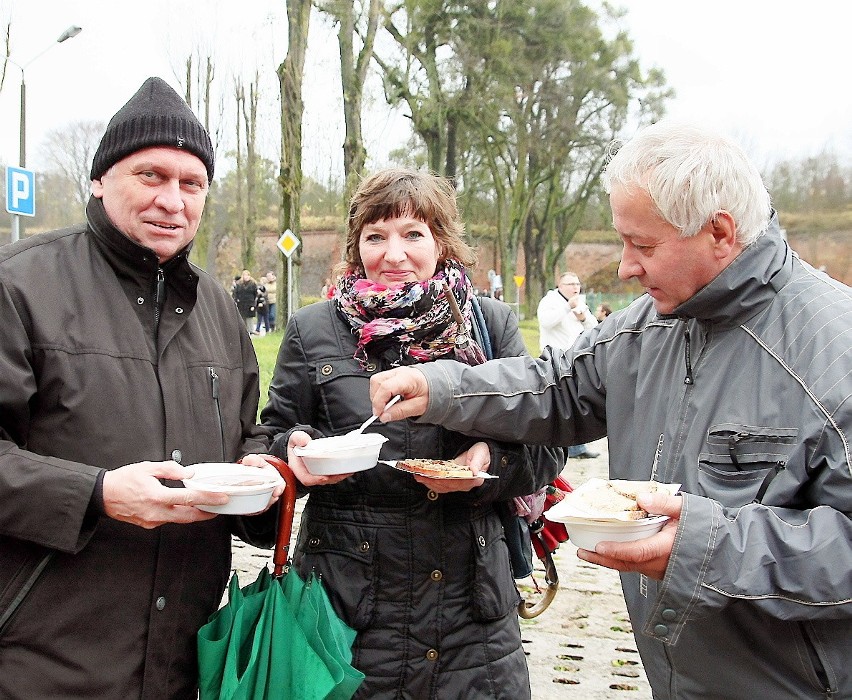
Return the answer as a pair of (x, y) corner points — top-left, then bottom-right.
(337, 168), (477, 277)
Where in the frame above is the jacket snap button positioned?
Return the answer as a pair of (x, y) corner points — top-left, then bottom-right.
(309, 537), (321, 547)
(661, 608), (677, 622)
(426, 649), (439, 661)
(365, 362), (377, 372)
(175, 307), (184, 314)
(321, 365), (333, 376)
(155, 596), (166, 611)
(500, 455), (509, 466)
(171, 450), (182, 463)
(427, 490), (439, 501)
(137, 297), (145, 305)
(359, 541), (370, 552)
(430, 570), (443, 581)
(478, 535), (486, 547)
(654, 624), (669, 637)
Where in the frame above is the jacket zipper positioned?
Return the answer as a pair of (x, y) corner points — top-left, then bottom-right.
(752, 460), (787, 504)
(682, 321), (694, 385)
(0, 551), (55, 637)
(209, 367), (226, 461)
(154, 267), (165, 333)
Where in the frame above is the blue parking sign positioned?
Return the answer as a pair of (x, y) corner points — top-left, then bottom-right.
(5, 166), (35, 217)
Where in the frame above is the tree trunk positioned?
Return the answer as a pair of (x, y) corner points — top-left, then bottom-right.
(182, 55), (217, 272)
(242, 76), (260, 272)
(332, 0), (379, 206)
(277, 0), (311, 324)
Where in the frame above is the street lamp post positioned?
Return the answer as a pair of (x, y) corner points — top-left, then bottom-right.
(8, 24), (82, 243)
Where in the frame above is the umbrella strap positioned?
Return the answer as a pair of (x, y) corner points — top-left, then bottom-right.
(470, 296), (494, 360)
(517, 531), (559, 619)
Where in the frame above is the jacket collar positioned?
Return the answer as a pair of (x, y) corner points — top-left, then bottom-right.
(85, 195), (196, 284)
(673, 211), (793, 329)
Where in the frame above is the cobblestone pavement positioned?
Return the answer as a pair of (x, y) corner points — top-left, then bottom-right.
(228, 438), (652, 699)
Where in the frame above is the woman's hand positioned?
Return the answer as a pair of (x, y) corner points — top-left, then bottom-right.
(287, 431), (354, 487)
(413, 441), (491, 493)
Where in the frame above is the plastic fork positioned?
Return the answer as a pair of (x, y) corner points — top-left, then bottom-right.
(346, 394), (402, 436)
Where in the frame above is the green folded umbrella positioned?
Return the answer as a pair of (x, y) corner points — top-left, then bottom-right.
(198, 458), (364, 700)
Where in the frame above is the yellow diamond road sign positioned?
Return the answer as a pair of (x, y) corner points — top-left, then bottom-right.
(277, 229), (300, 257)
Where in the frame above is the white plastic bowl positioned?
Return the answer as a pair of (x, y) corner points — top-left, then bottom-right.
(294, 433), (388, 476)
(183, 463), (284, 514)
(547, 514), (670, 551)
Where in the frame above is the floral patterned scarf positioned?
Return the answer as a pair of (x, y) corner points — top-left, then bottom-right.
(334, 259), (483, 367)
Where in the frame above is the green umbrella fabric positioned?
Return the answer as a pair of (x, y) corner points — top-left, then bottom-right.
(197, 457), (363, 699)
(198, 566), (364, 700)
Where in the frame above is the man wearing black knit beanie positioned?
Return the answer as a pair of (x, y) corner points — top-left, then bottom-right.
(0, 77), (280, 699)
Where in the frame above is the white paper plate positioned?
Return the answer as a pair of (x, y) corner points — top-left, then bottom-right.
(380, 460), (499, 480)
(183, 463), (283, 514)
(294, 434), (388, 475)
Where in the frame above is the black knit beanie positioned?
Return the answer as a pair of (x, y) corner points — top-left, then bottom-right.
(90, 77), (215, 182)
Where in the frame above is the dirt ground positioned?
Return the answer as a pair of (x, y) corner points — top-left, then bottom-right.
(228, 438), (652, 699)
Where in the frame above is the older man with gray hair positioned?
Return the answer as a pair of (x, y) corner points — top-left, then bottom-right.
(369, 121), (852, 699)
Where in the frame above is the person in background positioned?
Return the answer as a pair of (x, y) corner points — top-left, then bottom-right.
(487, 268), (503, 300)
(254, 275), (270, 335)
(369, 121), (852, 700)
(265, 270), (277, 331)
(595, 302), (613, 322)
(536, 271), (599, 459)
(0, 77), (281, 699)
(260, 168), (563, 699)
(232, 268), (258, 333)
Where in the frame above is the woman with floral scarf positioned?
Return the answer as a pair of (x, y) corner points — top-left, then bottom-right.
(261, 168), (562, 699)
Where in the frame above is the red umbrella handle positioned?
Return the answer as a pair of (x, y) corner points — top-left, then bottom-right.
(264, 456), (298, 577)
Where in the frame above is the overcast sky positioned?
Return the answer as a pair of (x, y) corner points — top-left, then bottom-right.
(1, 0), (850, 184)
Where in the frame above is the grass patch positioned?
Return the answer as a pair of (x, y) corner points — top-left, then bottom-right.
(252, 331), (284, 413)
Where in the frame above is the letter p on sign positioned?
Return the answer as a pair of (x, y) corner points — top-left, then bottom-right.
(5, 166), (35, 217)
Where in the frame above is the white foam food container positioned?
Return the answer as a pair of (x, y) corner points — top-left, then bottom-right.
(183, 463), (284, 515)
(293, 433), (388, 476)
(549, 514), (670, 550)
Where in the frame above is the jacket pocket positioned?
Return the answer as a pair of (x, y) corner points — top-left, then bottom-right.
(314, 358), (377, 434)
(698, 424), (797, 507)
(794, 621), (838, 694)
(470, 517), (520, 622)
(293, 519), (378, 630)
(0, 546), (54, 639)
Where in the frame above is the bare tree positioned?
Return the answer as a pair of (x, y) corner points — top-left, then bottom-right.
(40, 120), (105, 206)
(234, 80), (246, 266)
(178, 52), (226, 274)
(277, 0), (312, 320)
(241, 74), (261, 271)
(0, 19), (11, 92)
(317, 0), (381, 204)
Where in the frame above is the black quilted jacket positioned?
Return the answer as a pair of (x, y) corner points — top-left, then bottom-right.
(261, 297), (563, 699)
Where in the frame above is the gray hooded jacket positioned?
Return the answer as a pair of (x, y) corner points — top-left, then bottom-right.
(414, 220), (852, 699)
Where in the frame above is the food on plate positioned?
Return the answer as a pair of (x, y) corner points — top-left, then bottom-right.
(203, 476), (270, 488)
(394, 458), (477, 479)
(568, 478), (671, 520)
(182, 463), (284, 515)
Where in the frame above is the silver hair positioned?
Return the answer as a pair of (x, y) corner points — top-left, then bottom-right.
(602, 121), (772, 246)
